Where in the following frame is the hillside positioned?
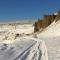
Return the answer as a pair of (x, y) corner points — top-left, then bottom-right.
(36, 10), (60, 60)
(34, 10), (60, 32)
(0, 22), (48, 60)
(37, 20), (60, 60)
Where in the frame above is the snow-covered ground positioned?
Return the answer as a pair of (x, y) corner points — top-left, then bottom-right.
(0, 37), (48, 60)
(0, 19), (60, 60)
(38, 36), (60, 60)
(0, 23), (48, 60)
(0, 24), (34, 42)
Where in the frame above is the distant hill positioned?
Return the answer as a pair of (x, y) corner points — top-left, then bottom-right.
(0, 19), (37, 25)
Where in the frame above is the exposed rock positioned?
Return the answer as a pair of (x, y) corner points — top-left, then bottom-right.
(34, 13), (57, 32)
(55, 10), (60, 22)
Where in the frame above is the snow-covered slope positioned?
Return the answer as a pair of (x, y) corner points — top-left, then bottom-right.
(37, 20), (60, 60)
(0, 24), (34, 43)
(38, 20), (60, 37)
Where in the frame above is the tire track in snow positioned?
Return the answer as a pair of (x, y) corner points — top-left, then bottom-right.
(14, 42), (36, 60)
(20, 39), (48, 60)
(26, 41), (42, 60)
(0, 38), (48, 60)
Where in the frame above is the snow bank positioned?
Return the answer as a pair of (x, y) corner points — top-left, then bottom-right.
(38, 20), (60, 37)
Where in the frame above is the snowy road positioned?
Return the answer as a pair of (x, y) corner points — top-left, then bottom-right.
(0, 37), (48, 60)
(39, 37), (60, 60)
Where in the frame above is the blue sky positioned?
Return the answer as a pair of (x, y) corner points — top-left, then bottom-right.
(0, 0), (60, 21)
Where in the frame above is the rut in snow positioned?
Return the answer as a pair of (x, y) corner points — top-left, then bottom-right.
(17, 39), (48, 60)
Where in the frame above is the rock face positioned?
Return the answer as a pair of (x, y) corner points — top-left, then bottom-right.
(34, 20), (43, 32)
(34, 10), (60, 32)
(55, 10), (60, 22)
(34, 15), (57, 32)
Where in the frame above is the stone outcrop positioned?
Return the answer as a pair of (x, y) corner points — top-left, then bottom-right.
(34, 11), (59, 32)
(55, 10), (60, 22)
(34, 20), (43, 32)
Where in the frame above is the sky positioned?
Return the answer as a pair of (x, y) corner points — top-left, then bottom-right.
(0, 0), (60, 21)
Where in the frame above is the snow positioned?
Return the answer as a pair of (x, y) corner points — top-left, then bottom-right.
(0, 37), (48, 60)
(38, 20), (60, 37)
(0, 37), (35, 60)
(0, 23), (48, 60)
(38, 36), (60, 60)
(0, 24), (34, 43)
(54, 13), (58, 15)
(1, 18), (60, 60)
(15, 24), (34, 34)
(37, 20), (60, 60)
(0, 19), (60, 60)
